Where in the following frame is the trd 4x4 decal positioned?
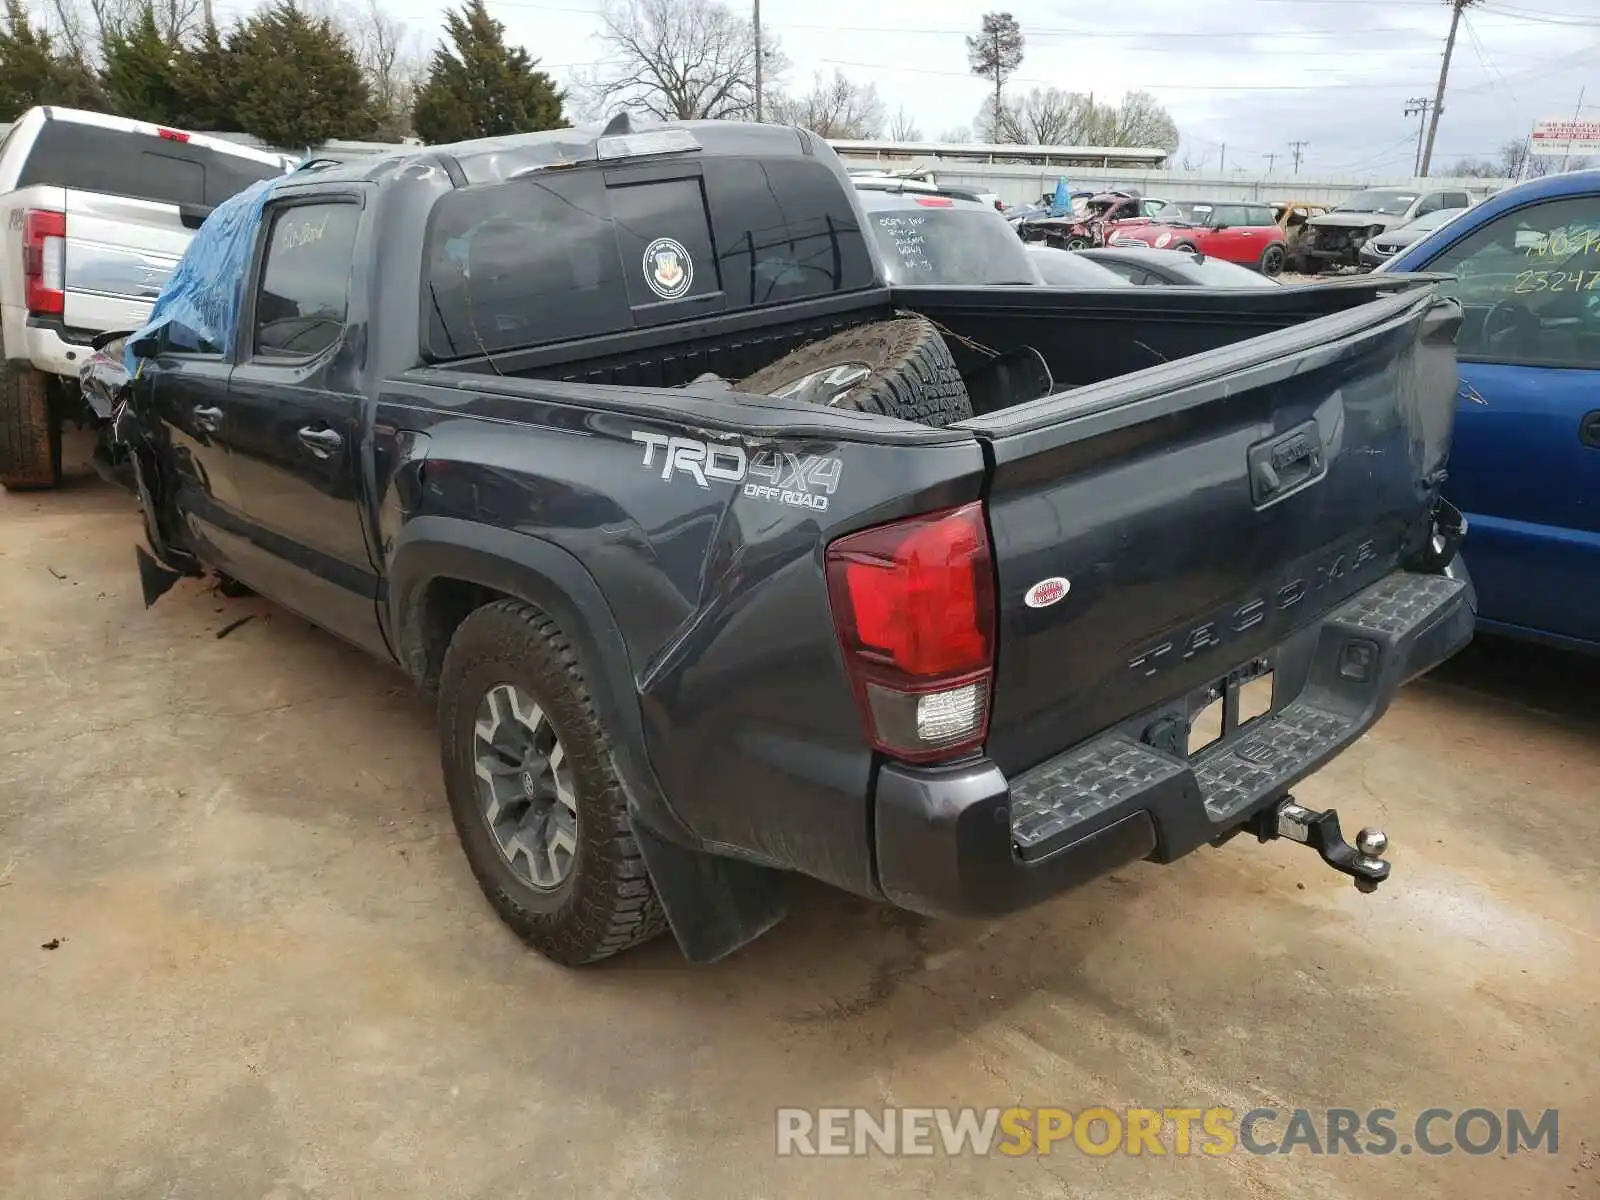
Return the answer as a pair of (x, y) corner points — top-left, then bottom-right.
(630, 431), (842, 512)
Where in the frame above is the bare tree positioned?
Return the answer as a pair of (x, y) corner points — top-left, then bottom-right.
(966, 11), (1021, 144)
(936, 123), (971, 143)
(585, 0), (783, 123)
(768, 69), (883, 139)
(886, 104), (921, 142)
(1097, 90), (1178, 153)
(345, 0), (426, 138)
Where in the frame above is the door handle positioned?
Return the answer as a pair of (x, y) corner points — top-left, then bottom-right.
(192, 405), (223, 432)
(1581, 410), (1600, 449)
(297, 426), (343, 458)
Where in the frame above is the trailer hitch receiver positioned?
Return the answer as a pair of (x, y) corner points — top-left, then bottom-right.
(1252, 797), (1391, 892)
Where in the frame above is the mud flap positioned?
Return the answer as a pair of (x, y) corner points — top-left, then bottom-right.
(628, 814), (788, 964)
(135, 544), (183, 608)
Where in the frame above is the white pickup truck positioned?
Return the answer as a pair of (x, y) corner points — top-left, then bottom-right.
(0, 107), (290, 489)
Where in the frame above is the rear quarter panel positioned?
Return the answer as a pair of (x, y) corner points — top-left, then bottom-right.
(375, 376), (987, 894)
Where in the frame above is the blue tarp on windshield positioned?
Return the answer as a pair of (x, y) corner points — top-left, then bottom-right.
(124, 174), (285, 373)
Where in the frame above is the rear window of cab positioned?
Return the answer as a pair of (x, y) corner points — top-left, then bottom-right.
(422, 157), (877, 360)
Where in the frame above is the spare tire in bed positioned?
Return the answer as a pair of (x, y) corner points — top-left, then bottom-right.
(737, 316), (973, 428)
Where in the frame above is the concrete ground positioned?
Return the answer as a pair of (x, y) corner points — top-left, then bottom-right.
(2, 461), (1597, 1200)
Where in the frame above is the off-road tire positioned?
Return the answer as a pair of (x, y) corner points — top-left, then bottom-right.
(738, 316), (973, 428)
(1259, 244), (1287, 277)
(439, 599), (666, 965)
(0, 362), (62, 491)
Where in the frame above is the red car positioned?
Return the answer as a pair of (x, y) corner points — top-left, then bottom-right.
(1022, 191), (1166, 250)
(1107, 199), (1288, 275)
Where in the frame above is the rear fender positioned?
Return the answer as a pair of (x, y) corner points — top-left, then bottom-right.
(386, 515), (789, 963)
(386, 516), (698, 850)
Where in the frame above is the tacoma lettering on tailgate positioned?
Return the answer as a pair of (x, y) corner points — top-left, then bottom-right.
(1127, 536), (1385, 680)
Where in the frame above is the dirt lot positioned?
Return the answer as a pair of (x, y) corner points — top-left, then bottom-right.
(3, 464), (1598, 1200)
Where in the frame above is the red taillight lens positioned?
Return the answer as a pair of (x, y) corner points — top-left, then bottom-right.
(825, 503), (996, 762)
(914, 196), (955, 207)
(22, 209), (66, 316)
(157, 127), (190, 142)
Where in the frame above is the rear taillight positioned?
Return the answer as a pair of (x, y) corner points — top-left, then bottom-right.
(157, 127), (190, 142)
(825, 503), (996, 763)
(914, 196), (955, 207)
(22, 209), (66, 317)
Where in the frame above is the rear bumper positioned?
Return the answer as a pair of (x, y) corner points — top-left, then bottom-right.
(872, 568), (1475, 919)
(2, 307), (99, 379)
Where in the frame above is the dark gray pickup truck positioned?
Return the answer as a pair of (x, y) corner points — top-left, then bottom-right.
(116, 117), (1475, 965)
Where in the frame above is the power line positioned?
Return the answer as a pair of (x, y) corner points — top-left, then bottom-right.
(813, 58), (1433, 92)
(1478, 3), (1600, 25)
(1289, 140), (1309, 174)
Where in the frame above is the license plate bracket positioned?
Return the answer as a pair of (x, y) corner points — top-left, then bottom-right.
(1187, 656), (1275, 756)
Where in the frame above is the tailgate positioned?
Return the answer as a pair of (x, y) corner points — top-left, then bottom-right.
(63, 192), (191, 332)
(970, 286), (1461, 776)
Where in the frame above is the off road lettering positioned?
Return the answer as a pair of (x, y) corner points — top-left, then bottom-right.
(632, 431), (842, 511)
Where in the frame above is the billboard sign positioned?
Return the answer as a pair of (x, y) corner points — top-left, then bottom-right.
(1530, 119), (1600, 157)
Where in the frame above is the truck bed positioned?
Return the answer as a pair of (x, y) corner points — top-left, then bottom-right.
(431, 273), (1445, 409)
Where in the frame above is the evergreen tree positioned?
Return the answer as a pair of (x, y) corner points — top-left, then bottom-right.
(169, 24), (238, 131)
(101, 4), (183, 124)
(0, 0), (103, 119)
(230, 1), (373, 149)
(412, 0), (564, 144)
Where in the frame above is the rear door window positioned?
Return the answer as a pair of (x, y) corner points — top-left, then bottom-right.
(252, 202), (361, 360)
(17, 120), (284, 207)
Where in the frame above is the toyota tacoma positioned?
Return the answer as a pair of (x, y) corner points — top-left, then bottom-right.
(115, 117), (1475, 965)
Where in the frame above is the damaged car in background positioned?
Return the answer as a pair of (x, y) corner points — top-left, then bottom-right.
(112, 117), (1474, 969)
(1303, 186), (1476, 271)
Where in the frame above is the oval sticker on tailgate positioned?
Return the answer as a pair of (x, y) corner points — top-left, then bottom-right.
(1025, 577), (1071, 608)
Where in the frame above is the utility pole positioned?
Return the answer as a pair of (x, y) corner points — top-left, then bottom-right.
(1561, 86), (1587, 173)
(1419, 0), (1482, 178)
(1219, 143), (1226, 173)
(753, 0), (763, 122)
(1405, 97), (1435, 176)
(1289, 140), (1308, 174)
(202, 0), (214, 27)
(1264, 151), (1279, 175)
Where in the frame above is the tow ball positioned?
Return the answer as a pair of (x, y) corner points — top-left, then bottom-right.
(1250, 797), (1392, 893)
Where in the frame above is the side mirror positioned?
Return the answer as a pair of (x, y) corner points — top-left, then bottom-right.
(129, 332), (159, 360)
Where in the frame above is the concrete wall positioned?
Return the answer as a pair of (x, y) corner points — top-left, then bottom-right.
(837, 156), (1513, 207)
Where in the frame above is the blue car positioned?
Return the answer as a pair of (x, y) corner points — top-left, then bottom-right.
(1383, 169), (1600, 653)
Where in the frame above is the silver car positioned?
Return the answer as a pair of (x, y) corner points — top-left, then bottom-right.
(1358, 206), (1471, 267)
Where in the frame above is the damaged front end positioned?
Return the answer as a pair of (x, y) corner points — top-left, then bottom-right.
(101, 347), (205, 606)
(1304, 218), (1388, 271)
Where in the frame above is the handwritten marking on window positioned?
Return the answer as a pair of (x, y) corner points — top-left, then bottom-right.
(1512, 268), (1600, 294)
(279, 212), (331, 252)
(1522, 227), (1600, 258)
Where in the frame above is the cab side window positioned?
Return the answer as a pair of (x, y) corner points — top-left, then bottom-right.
(1425, 194), (1600, 369)
(253, 202), (361, 360)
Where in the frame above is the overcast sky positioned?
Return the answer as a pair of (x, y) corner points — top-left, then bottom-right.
(225, 0), (1600, 177)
